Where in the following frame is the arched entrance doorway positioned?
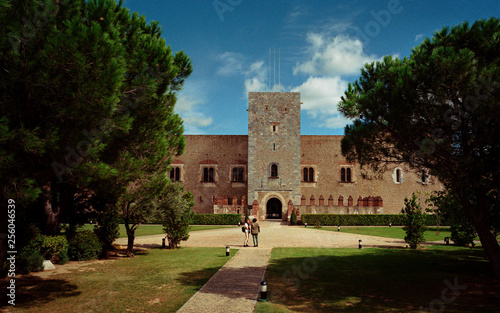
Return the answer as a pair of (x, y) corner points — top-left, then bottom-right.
(266, 198), (282, 219)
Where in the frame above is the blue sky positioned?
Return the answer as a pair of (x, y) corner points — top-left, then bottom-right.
(121, 0), (499, 135)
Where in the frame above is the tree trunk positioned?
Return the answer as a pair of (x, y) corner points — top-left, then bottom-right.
(126, 230), (135, 257)
(462, 196), (500, 277)
(124, 203), (135, 257)
(42, 182), (61, 235)
(167, 237), (176, 249)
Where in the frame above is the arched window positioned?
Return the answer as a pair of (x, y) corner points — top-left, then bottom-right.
(309, 168), (314, 182)
(271, 164), (278, 178)
(203, 167), (215, 182)
(340, 167), (352, 183)
(303, 168), (308, 182)
(170, 167), (180, 181)
(396, 169), (401, 183)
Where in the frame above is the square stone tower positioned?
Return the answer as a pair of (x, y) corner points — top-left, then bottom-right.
(248, 92), (301, 220)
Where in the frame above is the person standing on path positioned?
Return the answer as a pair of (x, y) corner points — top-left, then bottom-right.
(244, 218), (250, 247)
(251, 218), (260, 247)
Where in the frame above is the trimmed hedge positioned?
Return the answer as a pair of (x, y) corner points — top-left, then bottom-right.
(301, 214), (442, 226)
(191, 214), (241, 225)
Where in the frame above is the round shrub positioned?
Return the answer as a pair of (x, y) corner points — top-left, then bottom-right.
(40, 235), (68, 261)
(68, 230), (102, 261)
(18, 246), (44, 274)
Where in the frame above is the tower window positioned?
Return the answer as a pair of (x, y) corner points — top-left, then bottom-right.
(396, 169), (401, 183)
(270, 164), (278, 178)
(270, 124), (279, 133)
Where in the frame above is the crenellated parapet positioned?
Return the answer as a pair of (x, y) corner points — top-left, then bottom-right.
(288, 194), (384, 222)
(213, 195), (248, 216)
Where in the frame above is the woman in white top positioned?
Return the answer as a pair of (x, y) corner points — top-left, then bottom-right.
(244, 218), (250, 247)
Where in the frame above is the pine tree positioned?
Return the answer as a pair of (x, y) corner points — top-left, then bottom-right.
(0, 0), (192, 244)
(339, 18), (500, 276)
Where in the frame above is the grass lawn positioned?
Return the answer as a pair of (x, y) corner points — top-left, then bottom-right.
(80, 224), (235, 238)
(315, 226), (452, 242)
(2, 247), (238, 313)
(255, 246), (500, 313)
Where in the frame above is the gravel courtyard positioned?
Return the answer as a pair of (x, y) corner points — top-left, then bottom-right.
(114, 220), (407, 249)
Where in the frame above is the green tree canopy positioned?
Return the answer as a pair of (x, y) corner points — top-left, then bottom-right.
(0, 0), (191, 240)
(338, 18), (500, 276)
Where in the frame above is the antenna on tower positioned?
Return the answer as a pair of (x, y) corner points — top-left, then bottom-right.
(273, 48), (276, 91)
(269, 48), (281, 92)
(269, 48), (271, 91)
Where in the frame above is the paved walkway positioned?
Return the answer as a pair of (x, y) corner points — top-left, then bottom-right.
(114, 221), (409, 313)
(177, 248), (272, 313)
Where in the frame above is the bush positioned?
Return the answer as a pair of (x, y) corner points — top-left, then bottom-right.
(158, 184), (195, 249)
(301, 214), (438, 226)
(39, 235), (68, 261)
(68, 230), (102, 261)
(58, 248), (70, 265)
(290, 210), (297, 225)
(16, 234), (68, 273)
(191, 214), (241, 225)
(401, 194), (428, 249)
(427, 190), (477, 247)
(451, 223), (476, 247)
(18, 248), (44, 274)
(94, 207), (120, 251)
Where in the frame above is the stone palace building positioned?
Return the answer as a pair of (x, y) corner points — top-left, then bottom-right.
(170, 92), (442, 221)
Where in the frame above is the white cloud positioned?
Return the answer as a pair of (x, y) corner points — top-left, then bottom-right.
(216, 52), (245, 76)
(292, 76), (351, 129)
(293, 33), (380, 77)
(415, 34), (424, 42)
(244, 60), (269, 94)
(176, 93), (214, 134)
(244, 77), (267, 93)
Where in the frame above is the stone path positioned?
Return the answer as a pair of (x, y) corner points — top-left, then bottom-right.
(114, 221), (409, 313)
(177, 248), (272, 313)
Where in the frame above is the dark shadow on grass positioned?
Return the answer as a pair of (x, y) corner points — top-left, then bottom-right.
(0, 275), (80, 310)
(262, 248), (500, 313)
